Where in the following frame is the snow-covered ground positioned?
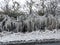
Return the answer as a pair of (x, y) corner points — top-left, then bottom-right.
(0, 29), (60, 42)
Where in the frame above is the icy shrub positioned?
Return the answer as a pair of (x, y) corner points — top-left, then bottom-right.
(0, 15), (4, 22)
(46, 15), (57, 30)
(0, 14), (60, 33)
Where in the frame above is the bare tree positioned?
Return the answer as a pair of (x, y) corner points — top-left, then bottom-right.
(0, 0), (24, 18)
(46, 0), (58, 16)
(46, 0), (58, 30)
(38, 0), (46, 16)
(26, 0), (35, 15)
(0, 0), (11, 14)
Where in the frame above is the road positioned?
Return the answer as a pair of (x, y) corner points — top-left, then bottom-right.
(1, 41), (60, 45)
(1, 39), (60, 45)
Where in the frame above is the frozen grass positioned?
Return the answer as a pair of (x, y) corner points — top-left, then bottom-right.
(0, 29), (60, 42)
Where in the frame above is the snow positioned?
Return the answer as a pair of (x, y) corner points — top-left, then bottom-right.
(0, 29), (60, 42)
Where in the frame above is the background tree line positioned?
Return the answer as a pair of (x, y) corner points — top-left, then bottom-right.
(0, 0), (59, 33)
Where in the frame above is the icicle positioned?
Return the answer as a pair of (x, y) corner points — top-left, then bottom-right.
(17, 16), (19, 21)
